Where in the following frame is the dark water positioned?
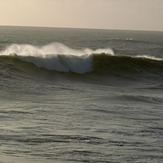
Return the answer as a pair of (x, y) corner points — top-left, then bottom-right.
(0, 26), (163, 163)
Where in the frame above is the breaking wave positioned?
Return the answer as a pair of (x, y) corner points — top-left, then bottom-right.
(0, 43), (114, 74)
(0, 43), (163, 77)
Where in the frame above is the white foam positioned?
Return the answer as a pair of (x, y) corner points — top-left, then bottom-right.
(0, 43), (114, 73)
(136, 55), (163, 61)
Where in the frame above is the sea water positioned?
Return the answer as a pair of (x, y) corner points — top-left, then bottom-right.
(0, 26), (163, 163)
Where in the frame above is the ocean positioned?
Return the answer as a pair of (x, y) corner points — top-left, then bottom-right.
(0, 26), (163, 163)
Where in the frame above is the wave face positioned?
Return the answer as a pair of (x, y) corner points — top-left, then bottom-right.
(93, 54), (163, 75)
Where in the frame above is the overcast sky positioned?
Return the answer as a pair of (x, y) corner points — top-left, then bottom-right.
(0, 0), (163, 31)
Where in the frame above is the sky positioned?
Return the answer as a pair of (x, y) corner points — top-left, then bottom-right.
(0, 0), (163, 31)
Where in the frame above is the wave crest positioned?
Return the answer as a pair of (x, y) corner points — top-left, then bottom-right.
(1, 43), (114, 57)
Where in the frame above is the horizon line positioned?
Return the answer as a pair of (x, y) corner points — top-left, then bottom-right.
(0, 24), (162, 32)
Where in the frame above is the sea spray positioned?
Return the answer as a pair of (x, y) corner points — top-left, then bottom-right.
(1, 43), (114, 57)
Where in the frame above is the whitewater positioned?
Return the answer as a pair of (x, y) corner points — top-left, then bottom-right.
(0, 26), (163, 163)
